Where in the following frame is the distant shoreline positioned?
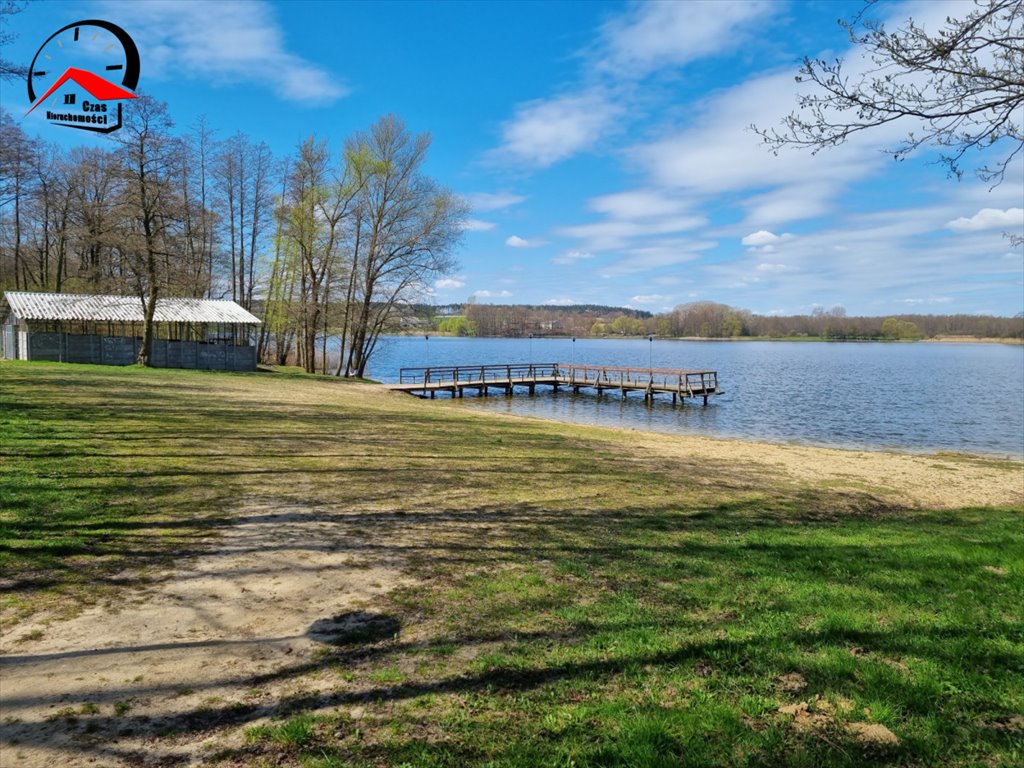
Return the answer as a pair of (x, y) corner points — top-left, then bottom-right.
(926, 335), (1024, 345)
(400, 331), (1023, 344)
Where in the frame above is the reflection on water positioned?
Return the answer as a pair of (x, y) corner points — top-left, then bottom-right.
(362, 336), (1024, 457)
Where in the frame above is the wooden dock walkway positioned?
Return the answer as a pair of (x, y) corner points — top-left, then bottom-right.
(391, 363), (722, 405)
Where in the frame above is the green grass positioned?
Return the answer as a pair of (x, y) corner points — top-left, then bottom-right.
(1, 360), (1021, 767)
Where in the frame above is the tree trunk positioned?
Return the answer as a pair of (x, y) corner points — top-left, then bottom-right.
(137, 280), (158, 365)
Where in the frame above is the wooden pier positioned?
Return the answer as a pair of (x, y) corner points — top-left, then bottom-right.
(391, 363), (722, 405)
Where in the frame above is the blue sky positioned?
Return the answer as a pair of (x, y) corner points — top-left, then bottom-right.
(5, 0), (1023, 316)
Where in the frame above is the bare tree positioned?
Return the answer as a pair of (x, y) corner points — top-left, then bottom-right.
(178, 117), (218, 298)
(0, 1), (27, 83)
(112, 97), (181, 366)
(213, 133), (275, 309)
(343, 116), (466, 378)
(245, 141), (275, 310)
(756, 0), (1024, 184)
(65, 147), (122, 292)
(214, 134), (242, 303)
(26, 143), (63, 291)
(0, 112), (35, 290)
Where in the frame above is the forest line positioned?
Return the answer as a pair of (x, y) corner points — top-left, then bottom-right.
(420, 301), (1023, 341)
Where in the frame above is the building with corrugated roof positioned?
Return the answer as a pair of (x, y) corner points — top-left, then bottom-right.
(0, 292), (261, 371)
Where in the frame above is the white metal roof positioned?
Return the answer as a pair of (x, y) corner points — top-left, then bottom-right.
(2, 292), (261, 324)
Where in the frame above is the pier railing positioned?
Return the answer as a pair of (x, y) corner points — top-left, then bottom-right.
(399, 363), (559, 387)
(556, 363), (718, 395)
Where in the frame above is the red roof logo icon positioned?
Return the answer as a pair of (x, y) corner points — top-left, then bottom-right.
(26, 67), (137, 116)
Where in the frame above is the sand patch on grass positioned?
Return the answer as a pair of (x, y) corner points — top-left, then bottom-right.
(0, 498), (411, 767)
(777, 672), (807, 694)
(848, 721), (901, 747)
(625, 432), (1024, 510)
(778, 695), (855, 733)
(778, 696), (900, 748)
(461, 389), (1023, 510)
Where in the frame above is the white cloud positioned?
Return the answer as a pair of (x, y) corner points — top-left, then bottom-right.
(601, 239), (717, 275)
(465, 192), (526, 212)
(741, 230), (793, 247)
(492, 89), (623, 168)
(741, 183), (836, 226)
(98, 0), (346, 103)
(627, 68), (906, 223)
(588, 189), (693, 220)
(544, 297), (576, 306)
(631, 294), (671, 304)
(461, 219), (496, 232)
(621, 2), (1008, 233)
(434, 278), (466, 290)
(694, 198), (1024, 314)
(506, 235), (546, 248)
(556, 188), (708, 259)
(741, 230), (796, 254)
(473, 289), (513, 299)
(553, 250), (594, 265)
(946, 208), (1024, 232)
(559, 215), (706, 252)
(597, 0), (773, 78)
(487, 0), (771, 170)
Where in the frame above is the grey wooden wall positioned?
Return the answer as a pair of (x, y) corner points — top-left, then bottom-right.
(25, 333), (257, 371)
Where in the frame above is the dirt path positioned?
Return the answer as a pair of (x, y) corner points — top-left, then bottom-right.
(0, 498), (410, 767)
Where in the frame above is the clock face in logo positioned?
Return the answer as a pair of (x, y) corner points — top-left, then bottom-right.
(26, 19), (140, 133)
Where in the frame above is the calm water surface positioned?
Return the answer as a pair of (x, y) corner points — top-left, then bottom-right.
(364, 336), (1024, 457)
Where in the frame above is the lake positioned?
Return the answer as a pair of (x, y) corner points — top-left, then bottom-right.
(361, 335), (1024, 457)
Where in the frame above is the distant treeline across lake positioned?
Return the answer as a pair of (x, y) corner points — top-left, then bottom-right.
(415, 301), (1023, 341)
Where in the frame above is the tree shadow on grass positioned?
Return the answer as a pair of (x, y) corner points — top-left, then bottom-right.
(1, 489), (1021, 766)
(2, 616), (1019, 766)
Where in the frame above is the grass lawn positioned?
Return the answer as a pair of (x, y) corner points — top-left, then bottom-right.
(1, 360), (1021, 767)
